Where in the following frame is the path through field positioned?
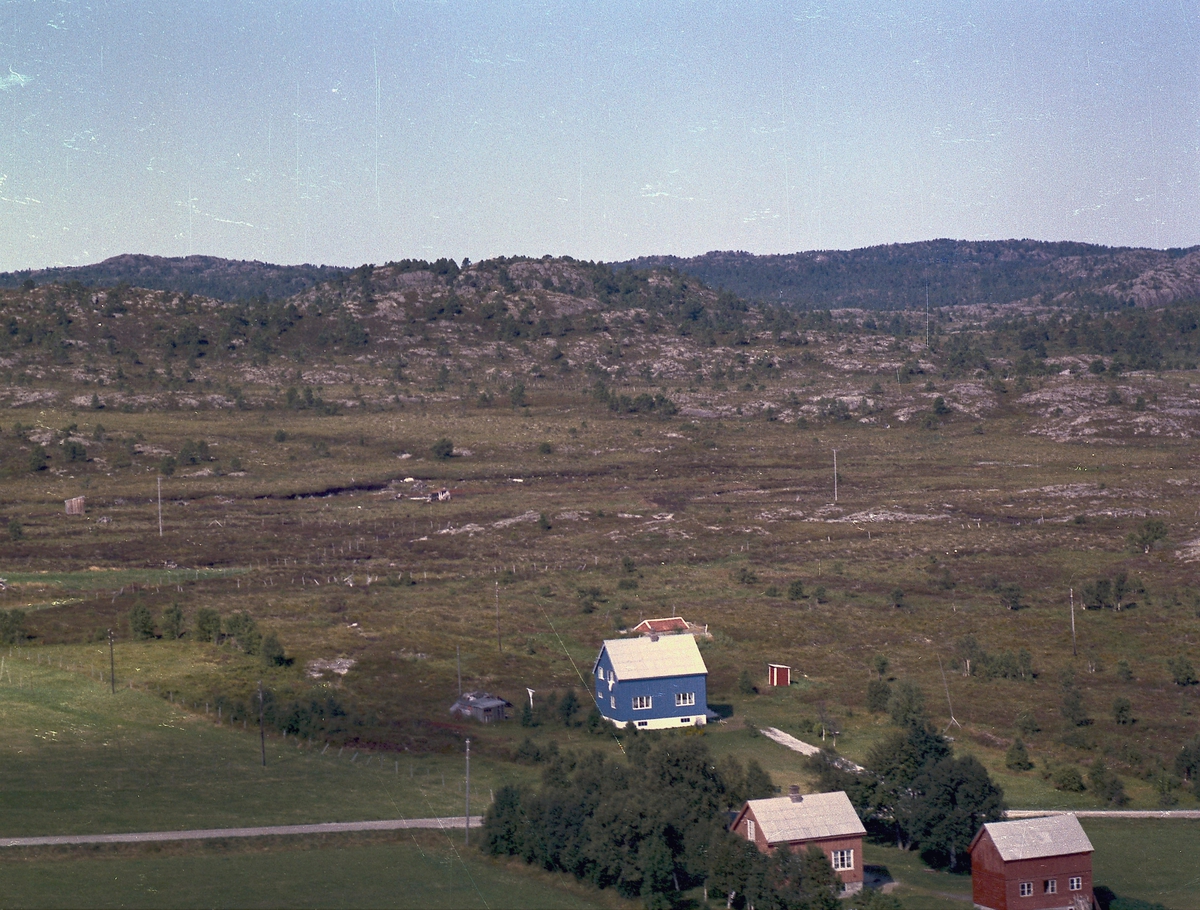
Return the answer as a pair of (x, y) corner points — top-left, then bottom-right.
(1, 816), (483, 848)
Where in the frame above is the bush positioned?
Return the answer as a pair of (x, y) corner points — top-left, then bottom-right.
(431, 437), (454, 460)
(8, 518), (22, 541)
(1050, 765), (1086, 792)
(1112, 696), (1135, 725)
(786, 579), (806, 600)
(866, 679), (891, 713)
(737, 669), (758, 695)
(129, 602), (155, 640)
(1005, 737), (1034, 771)
(160, 603), (185, 640)
(0, 608), (27, 644)
(1168, 655), (1198, 686)
(195, 607), (221, 644)
(887, 680), (927, 727)
(261, 632), (289, 667)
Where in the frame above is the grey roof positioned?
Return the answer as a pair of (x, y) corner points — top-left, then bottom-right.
(451, 692), (512, 710)
(745, 791), (866, 844)
(978, 815), (1094, 862)
(598, 634), (707, 680)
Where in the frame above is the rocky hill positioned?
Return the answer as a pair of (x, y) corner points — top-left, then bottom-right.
(625, 239), (1200, 311)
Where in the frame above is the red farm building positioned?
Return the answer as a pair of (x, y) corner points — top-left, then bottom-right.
(731, 787), (866, 895)
(969, 814), (1095, 910)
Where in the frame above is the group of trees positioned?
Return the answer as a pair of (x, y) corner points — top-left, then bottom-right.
(816, 688), (1006, 872)
(0, 608), (26, 644)
(483, 736), (833, 909)
(128, 604), (288, 667)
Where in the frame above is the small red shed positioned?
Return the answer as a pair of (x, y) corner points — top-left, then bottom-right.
(731, 788), (866, 895)
(767, 663), (791, 687)
(968, 814), (1095, 910)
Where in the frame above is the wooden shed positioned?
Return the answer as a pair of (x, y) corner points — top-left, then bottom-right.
(65, 496), (85, 515)
(449, 691), (512, 723)
(969, 814), (1094, 910)
(767, 663), (791, 687)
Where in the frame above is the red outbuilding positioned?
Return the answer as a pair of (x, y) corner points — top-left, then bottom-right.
(731, 787), (866, 895)
(968, 814), (1095, 910)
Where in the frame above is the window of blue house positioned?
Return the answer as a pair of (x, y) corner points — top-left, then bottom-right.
(675, 692), (695, 707)
(632, 695), (652, 710)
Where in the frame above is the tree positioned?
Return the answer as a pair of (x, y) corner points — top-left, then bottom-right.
(998, 583), (1024, 611)
(261, 632), (288, 666)
(1005, 737), (1033, 771)
(431, 437), (454, 460)
(1128, 519), (1167, 554)
(224, 611), (261, 655)
(557, 689), (579, 726)
(1088, 758), (1128, 807)
(27, 444), (48, 472)
(195, 607), (221, 643)
(887, 680), (927, 727)
(0, 608), (27, 644)
(129, 602), (155, 640)
(160, 603), (185, 640)
(911, 755), (1007, 870)
(1112, 696), (1135, 726)
(866, 679), (891, 713)
(738, 669), (758, 695)
(1167, 655), (1198, 686)
(8, 518), (23, 541)
(1060, 677), (1091, 726)
(1174, 735), (1200, 783)
(787, 579), (806, 600)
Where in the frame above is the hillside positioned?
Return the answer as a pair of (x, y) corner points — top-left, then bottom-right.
(0, 251), (1198, 845)
(625, 240), (1200, 311)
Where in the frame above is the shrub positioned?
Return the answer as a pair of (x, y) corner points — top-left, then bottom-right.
(0, 608), (27, 644)
(1050, 765), (1086, 792)
(195, 607), (221, 644)
(1015, 711), (1041, 736)
(1168, 655), (1198, 686)
(786, 579), (806, 600)
(737, 669), (757, 695)
(129, 602), (155, 640)
(1005, 737), (1034, 771)
(431, 437), (454, 459)
(866, 679), (891, 713)
(537, 441), (552, 455)
(1112, 697), (1135, 726)
(887, 680), (927, 727)
(8, 518), (22, 541)
(261, 632), (289, 667)
(160, 603), (185, 640)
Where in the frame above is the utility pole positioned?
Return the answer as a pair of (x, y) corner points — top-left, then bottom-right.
(157, 476), (163, 537)
(259, 681), (266, 767)
(495, 581), (502, 653)
(456, 645), (462, 696)
(107, 628), (115, 694)
(464, 738), (471, 846)
(1070, 587), (1077, 657)
(833, 449), (838, 503)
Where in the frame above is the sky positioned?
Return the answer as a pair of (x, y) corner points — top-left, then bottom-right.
(0, 1), (1197, 271)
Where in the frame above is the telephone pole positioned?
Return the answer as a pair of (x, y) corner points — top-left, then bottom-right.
(259, 681), (267, 767)
(157, 476), (163, 537)
(108, 628), (115, 694)
(464, 738), (471, 845)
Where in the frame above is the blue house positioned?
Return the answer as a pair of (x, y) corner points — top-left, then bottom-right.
(592, 634), (708, 730)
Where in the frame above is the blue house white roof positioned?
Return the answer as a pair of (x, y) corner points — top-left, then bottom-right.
(596, 634), (707, 679)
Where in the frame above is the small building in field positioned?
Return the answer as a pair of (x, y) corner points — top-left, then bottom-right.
(449, 691), (512, 723)
(731, 788), (866, 894)
(767, 663), (791, 687)
(593, 633), (708, 730)
(968, 814), (1094, 910)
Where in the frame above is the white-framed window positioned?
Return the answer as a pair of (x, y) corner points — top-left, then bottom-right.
(745, 819), (755, 841)
(675, 691), (695, 707)
(632, 695), (652, 710)
(680, 717), (691, 723)
(610, 696), (616, 709)
(1069, 877), (1083, 892)
(831, 849), (853, 871)
(1019, 882), (1033, 897)
(597, 666), (603, 678)
(636, 720), (648, 727)
(1044, 880), (1057, 895)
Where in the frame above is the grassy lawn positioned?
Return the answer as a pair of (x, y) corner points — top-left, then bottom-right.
(0, 833), (634, 909)
(1085, 818), (1200, 910)
(0, 655), (536, 837)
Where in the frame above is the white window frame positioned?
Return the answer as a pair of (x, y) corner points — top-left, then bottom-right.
(745, 819), (755, 841)
(1044, 880), (1057, 895)
(831, 849), (853, 871)
(675, 691), (695, 707)
(610, 696), (616, 709)
(1069, 877), (1082, 892)
(1019, 882), (1033, 897)
(632, 695), (652, 710)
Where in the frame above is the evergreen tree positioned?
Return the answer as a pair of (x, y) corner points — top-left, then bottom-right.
(1004, 737), (1033, 771)
(129, 602), (155, 640)
(160, 603), (185, 640)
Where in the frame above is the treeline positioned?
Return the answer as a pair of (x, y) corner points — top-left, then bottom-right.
(482, 735), (880, 910)
(626, 241), (1195, 311)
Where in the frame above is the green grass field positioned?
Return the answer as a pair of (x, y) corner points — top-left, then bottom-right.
(0, 833), (634, 909)
(0, 655), (536, 837)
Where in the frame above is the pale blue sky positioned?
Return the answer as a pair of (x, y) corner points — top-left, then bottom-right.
(1, 1), (1196, 271)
